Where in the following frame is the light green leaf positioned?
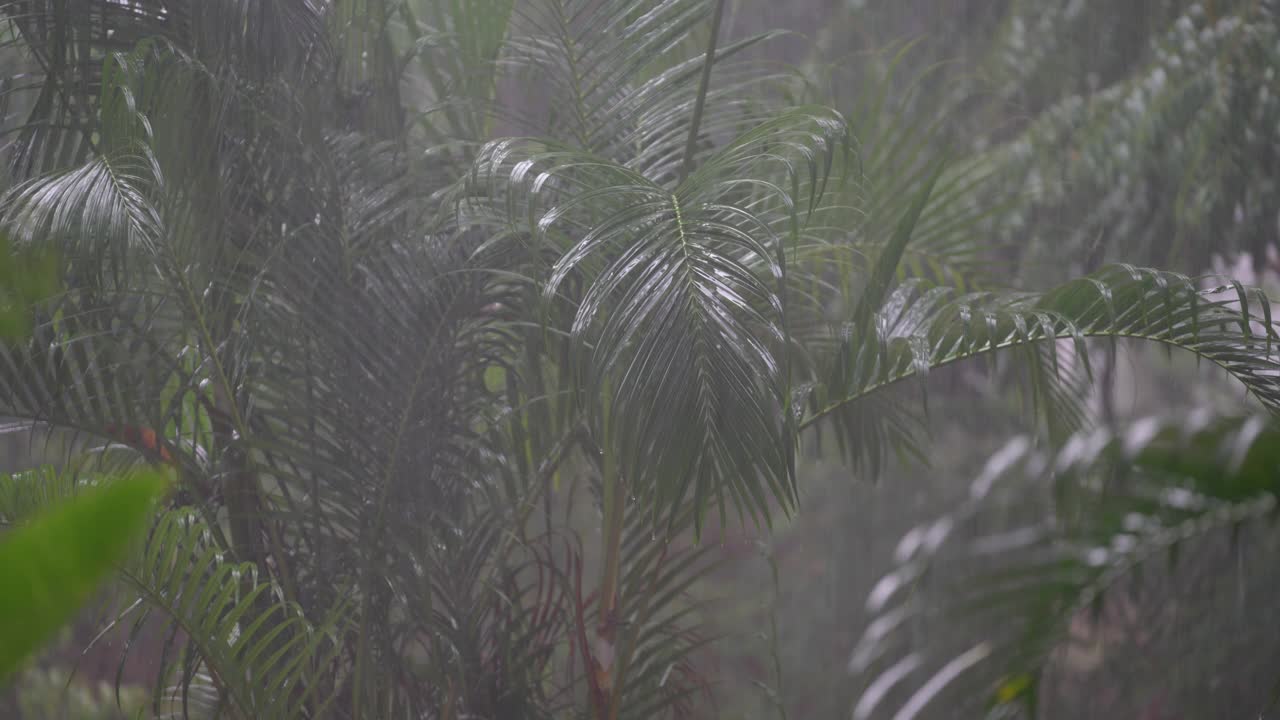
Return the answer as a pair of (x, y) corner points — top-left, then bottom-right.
(0, 471), (166, 680)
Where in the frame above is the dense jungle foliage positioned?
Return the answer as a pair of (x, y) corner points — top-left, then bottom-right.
(1, 1), (1279, 718)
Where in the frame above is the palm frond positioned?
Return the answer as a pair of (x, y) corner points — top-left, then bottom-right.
(0, 1), (329, 182)
(806, 43), (1008, 292)
(400, 523), (572, 719)
(0, 464), (81, 521)
(612, 503), (719, 718)
(850, 409), (1280, 719)
(0, 0), (174, 179)
(804, 266), (1280, 469)
(983, 1), (1280, 272)
(467, 104), (847, 528)
(395, 0), (517, 142)
(498, 0), (796, 166)
(113, 506), (345, 719)
(0, 466), (343, 719)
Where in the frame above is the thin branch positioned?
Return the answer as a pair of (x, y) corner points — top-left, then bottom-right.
(678, 0), (728, 184)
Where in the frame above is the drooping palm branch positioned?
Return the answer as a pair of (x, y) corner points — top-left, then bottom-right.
(851, 410), (1280, 719)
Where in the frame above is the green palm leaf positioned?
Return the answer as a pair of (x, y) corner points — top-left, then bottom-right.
(851, 410), (1280, 719)
(470, 104), (847, 528)
(805, 266), (1280, 450)
(0, 469), (166, 680)
(113, 507), (346, 718)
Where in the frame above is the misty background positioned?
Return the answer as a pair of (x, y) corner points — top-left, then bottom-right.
(2, 1), (1278, 719)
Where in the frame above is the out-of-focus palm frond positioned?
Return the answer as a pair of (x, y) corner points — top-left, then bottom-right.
(851, 410), (1280, 719)
(985, 1), (1280, 272)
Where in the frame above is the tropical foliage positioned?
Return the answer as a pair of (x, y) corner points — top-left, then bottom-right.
(855, 410), (1280, 718)
(0, 470), (165, 680)
(0, 1), (1276, 718)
